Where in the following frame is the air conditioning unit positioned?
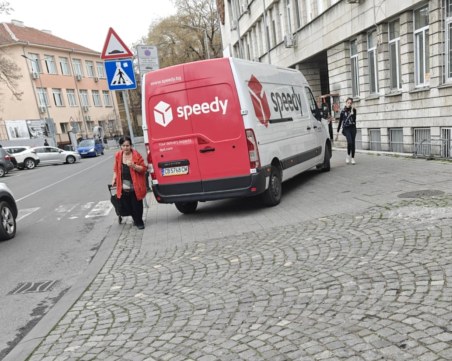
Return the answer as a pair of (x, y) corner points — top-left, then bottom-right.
(231, 20), (238, 30)
(346, 0), (359, 3)
(284, 34), (296, 48)
(84, 115), (91, 121)
(32, 72), (39, 79)
(76, 74), (82, 81)
(94, 77), (99, 82)
(252, 57), (260, 62)
(82, 106), (89, 112)
(241, 3), (249, 14)
(39, 106), (46, 114)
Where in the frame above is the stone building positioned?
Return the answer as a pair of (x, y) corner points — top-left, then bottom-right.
(0, 20), (122, 147)
(218, 0), (452, 156)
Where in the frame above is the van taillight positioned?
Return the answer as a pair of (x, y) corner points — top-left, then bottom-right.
(246, 129), (260, 169)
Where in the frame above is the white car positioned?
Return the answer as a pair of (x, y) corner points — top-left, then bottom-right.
(31, 146), (81, 165)
(3, 146), (40, 170)
(0, 182), (17, 241)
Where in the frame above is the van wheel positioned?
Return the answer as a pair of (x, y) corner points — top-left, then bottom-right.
(263, 166), (282, 207)
(318, 145), (331, 172)
(175, 201), (198, 214)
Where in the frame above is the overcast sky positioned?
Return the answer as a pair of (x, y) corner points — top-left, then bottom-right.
(0, 0), (176, 52)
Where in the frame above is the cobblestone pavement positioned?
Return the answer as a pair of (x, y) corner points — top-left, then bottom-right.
(14, 153), (452, 360)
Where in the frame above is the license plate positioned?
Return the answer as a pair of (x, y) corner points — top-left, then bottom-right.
(162, 165), (189, 176)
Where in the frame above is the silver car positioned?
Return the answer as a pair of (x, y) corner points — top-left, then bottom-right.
(0, 182), (17, 241)
(32, 146), (81, 165)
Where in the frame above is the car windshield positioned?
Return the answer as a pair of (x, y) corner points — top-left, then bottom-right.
(78, 140), (94, 147)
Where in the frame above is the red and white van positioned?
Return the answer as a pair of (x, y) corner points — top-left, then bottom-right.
(142, 58), (332, 213)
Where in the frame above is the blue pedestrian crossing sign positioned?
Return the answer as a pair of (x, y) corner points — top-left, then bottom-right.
(104, 59), (137, 91)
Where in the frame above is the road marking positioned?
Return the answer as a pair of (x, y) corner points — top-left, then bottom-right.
(86, 201), (113, 218)
(16, 207), (40, 222)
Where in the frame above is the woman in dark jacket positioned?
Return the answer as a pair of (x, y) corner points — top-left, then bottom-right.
(336, 97), (357, 164)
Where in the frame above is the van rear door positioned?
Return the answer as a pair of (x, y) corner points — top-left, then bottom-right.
(146, 59), (250, 194)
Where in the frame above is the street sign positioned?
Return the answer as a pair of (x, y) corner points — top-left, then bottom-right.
(104, 59), (137, 90)
(136, 45), (159, 75)
(101, 28), (133, 60)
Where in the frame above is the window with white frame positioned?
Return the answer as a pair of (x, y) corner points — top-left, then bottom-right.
(389, 19), (402, 90)
(96, 62), (105, 78)
(367, 29), (379, 94)
(52, 89), (64, 107)
(37, 88), (49, 107)
(44, 55), (57, 74)
(351, 39), (360, 97)
(286, 0), (293, 34)
(59, 57), (71, 75)
(72, 59), (83, 76)
(446, 0), (452, 81)
(414, 5), (430, 86)
(85, 60), (95, 77)
(102, 91), (112, 106)
(92, 90), (102, 107)
(66, 89), (77, 106)
(27, 53), (41, 73)
(79, 90), (89, 107)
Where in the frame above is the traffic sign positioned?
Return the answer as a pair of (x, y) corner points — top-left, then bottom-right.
(104, 59), (137, 90)
(101, 28), (133, 60)
(136, 45), (159, 75)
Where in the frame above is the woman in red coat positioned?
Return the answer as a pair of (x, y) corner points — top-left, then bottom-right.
(111, 136), (147, 229)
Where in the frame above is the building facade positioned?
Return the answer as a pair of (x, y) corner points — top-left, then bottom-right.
(0, 20), (123, 147)
(218, 0), (452, 156)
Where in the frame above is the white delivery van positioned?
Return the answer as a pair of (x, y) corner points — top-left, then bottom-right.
(143, 57), (332, 213)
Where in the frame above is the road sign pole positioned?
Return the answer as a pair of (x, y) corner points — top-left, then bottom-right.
(123, 90), (135, 144)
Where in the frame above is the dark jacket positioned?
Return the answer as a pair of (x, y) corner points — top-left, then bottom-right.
(337, 106), (357, 133)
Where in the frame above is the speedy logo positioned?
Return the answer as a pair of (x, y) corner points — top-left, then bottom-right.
(248, 75), (271, 127)
(154, 101), (173, 127)
(176, 97), (228, 120)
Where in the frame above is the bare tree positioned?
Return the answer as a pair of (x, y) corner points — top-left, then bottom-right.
(145, 0), (222, 68)
(0, 1), (23, 100)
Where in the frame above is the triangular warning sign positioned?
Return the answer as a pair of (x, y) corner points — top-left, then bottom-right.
(101, 28), (133, 60)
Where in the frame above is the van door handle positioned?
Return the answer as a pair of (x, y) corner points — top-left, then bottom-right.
(307, 126), (311, 130)
(313, 125), (318, 129)
(200, 147), (215, 153)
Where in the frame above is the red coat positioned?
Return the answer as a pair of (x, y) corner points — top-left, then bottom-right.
(113, 149), (147, 200)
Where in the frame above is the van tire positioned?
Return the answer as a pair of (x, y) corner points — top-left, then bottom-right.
(175, 201), (198, 214)
(263, 166), (282, 207)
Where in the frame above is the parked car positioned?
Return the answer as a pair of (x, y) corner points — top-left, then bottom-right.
(0, 182), (17, 241)
(31, 146), (81, 165)
(0, 148), (15, 177)
(77, 138), (105, 158)
(3, 146), (40, 170)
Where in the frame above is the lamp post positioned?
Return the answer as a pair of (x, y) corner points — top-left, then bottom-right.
(21, 54), (55, 144)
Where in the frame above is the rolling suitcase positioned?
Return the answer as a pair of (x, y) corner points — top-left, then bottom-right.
(108, 184), (129, 224)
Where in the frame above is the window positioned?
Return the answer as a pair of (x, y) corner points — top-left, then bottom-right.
(293, 0), (301, 29)
(96, 62), (105, 78)
(72, 59), (83, 76)
(66, 89), (77, 107)
(351, 39), (360, 97)
(52, 89), (64, 107)
(86, 60), (95, 77)
(37, 88), (49, 107)
(79, 90), (89, 107)
(414, 5), (430, 86)
(389, 128), (404, 152)
(60, 122), (69, 133)
(286, 0), (293, 34)
(27, 53), (41, 73)
(59, 57), (71, 75)
(389, 20), (402, 90)
(367, 30), (379, 94)
(103, 91), (112, 106)
(44, 55), (57, 74)
(92, 90), (102, 107)
(446, 0), (452, 81)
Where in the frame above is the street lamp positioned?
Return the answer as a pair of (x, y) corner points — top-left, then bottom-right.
(21, 54), (54, 144)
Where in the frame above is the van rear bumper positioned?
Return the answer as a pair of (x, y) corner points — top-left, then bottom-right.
(152, 171), (267, 204)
